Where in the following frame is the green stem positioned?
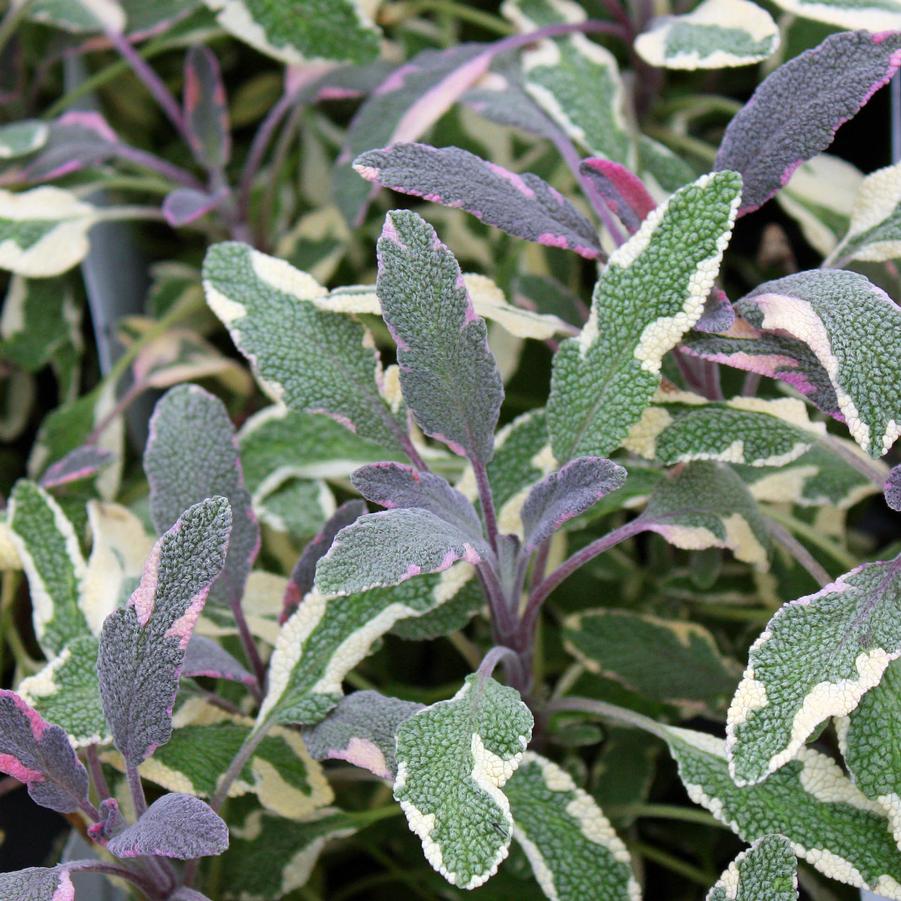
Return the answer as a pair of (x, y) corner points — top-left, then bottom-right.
(546, 696), (669, 741)
(764, 507), (856, 572)
(644, 125), (717, 164)
(632, 841), (714, 886)
(0, 0), (37, 56)
(610, 803), (724, 829)
(384, 0), (514, 35)
(348, 805), (403, 828)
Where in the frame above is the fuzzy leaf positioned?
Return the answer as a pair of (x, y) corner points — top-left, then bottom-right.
(314, 508), (489, 596)
(377, 209), (503, 463)
(39, 446), (113, 489)
(202, 0), (380, 65)
(727, 555), (901, 786)
(183, 46), (230, 169)
(304, 690), (423, 779)
(203, 241), (405, 453)
(162, 188), (220, 227)
(579, 158), (656, 234)
(16, 111), (118, 183)
(736, 270), (901, 457)
(355, 142), (602, 259)
(696, 288), (736, 334)
(393, 674), (533, 889)
(0, 690), (89, 813)
(0, 120), (48, 158)
(259, 568), (481, 727)
(0, 187), (97, 277)
(107, 792), (228, 860)
(521, 457), (626, 552)
(547, 171), (741, 462)
(635, 0), (779, 70)
(706, 834), (798, 901)
(0, 866), (74, 901)
(506, 751), (640, 901)
(26, 0), (125, 32)
(887, 465), (901, 512)
(98, 498), (232, 767)
(715, 31), (901, 215)
(146, 385), (260, 607)
(501, 0), (587, 30)
(665, 726), (901, 897)
(767, 0), (901, 31)
(183, 635), (254, 685)
(833, 161), (901, 263)
(8, 480), (90, 657)
(564, 609), (738, 710)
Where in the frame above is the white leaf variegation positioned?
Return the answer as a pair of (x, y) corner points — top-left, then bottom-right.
(706, 834), (798, 900)
(831, 161), (901, 264)
(767, 0), (901, 32)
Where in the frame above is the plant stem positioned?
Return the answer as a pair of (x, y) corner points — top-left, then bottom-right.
(477, 644), (519, 680)
(85, 744), (111, 801)
(471, 457), (499, 554)
(446, 630), (481, 669)
(546, 695), (670, 740)
(348, 804), (403, 828)
(65, 860), (161, 899)
(126, 763), (147, 817)
(632, 841), (714, 886)
(644, 124), (717, 164)
(210, 723), (269, 814)
(764, 507), (856, 572)
(823, 434), (886, 489)
(384, 0), (514, 35)
(477, 563), (516, 640)
(230, 597), (266, 697)
(113, 143), (205, 190)
(0, 0), (37, 57)
(765, 518), (831, 587)
(610, 803), (724, 829)
(93, 205), (167, 224)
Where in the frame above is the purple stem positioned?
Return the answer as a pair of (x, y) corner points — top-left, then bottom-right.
(472, 457), (500, 554)
(477, 644), (519, 680)
(766, 518), (831, 588)
(230, 597), (266, 698)
(126, 762), (147, 818)
(113, 143), (205, 190)
(741, 371), (761, 397)
(85, 743), (111, 801)
(65, 861), (162, 900)
(477, 563), (517, 640)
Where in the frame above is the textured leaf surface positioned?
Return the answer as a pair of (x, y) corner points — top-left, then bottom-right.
(98, 498), (231, 767)
(727, 555), (901, 786)
(0, 187), (97, 277)
(39, 446), (112, 489)
(304, 690), (424, 779)
(107, 792), (228, 860)
(8, 480), (89, 657)
(736, 270), (901, 457)
(183, 635), (254, 684)
(146, 384), (259, 607)
(887, 464), (901, 512)
(202, 0), (380, 65)
(183, 46), (230, 169)
(635, 0), (778, 70)
(715, 31), (901, 215)
(506, 751), (640, 901)
(354, 142), (601, 259)
(834, 161), (901, 263)
(259, 567), (480, 726)
(377, 210), (503, 463)
(579, 158), (656, 235)
(203, 242), (405, 453)
(547, 172), (742, 462)
(564, 609), (738, 709)
(521, 457), (626, 552)
(0, 866), (74, 901)
(665, 727), (901, 897)
(394, 674), (533, 889)
(706, 834), (798, 901)
(0, 690), (88, 813)
(767, 0), (901, 31)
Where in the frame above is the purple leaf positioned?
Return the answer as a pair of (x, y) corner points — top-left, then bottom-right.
(0, 690), (89, 814)
(98, 498), (232, 767)
(887, 465), (901, 512)
(38, 445), (114, 489)
(183, 635), (255, 685)
(334, 44), (492, 225)
(694, 287), (735, 334)
(281, 500), (368, 623)
(107, 793), (228, 860)
(0, 866), (74, 900)
(171, 890), (214, 901)
(19, 111), (118, 183)
(304, 691), (424, 779)
(162, 188), (220, 227)
(352, 462), (482, 537)
(87, 798), (122, 843)
(183, 46), (230, 170)
(376, 210), (503, 464)
(355, 142), (601, 259)
(521, 457), (627, 552)
(146, 384), (260, 608)
(579, 158), (656, 235)
(715, 30), (901, 215)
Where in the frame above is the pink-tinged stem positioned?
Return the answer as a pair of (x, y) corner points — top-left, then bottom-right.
(85, 744), (111, 802)
(741, 371), (761, 397)
(84, 380), (145, 448)
(471, 457), (499, 555)
(210, 724), (268, 815)
(126, 763), (147, 817)
(230, 597), (266, 699)
(699, 359), (723, 401)
(65, 861), (162, 899)
(477, 644), (519, 680)
(545, 695), (669, 740)
(398, 430), (429, 472)
(477, 563), (517, 640)
(593, 0), (634, 33)
(79, 797), (102, 822)
(765, 518), (831, 588)
(824, 435), (887, 489)
(113, 144), (204, 190)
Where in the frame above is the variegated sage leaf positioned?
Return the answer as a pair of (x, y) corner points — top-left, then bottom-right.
(832, 161), (901, 263)
(26, 0), (125, 32)
(146, 384), (260, 607)
(706, 834), (798, 901)
(547, 171), (742, 462)
(635, 0), (779, 70)
(183, 635), (254, 685)
(98, 498), (231, 767)
(304, 690), (424, 779)
(0, 866), (75, 901)
(393, 674), (533, 889)
(736, 270), (901, 457)
(183, 46), (230, 169)
(839, 658), (901, 847)
(579, 158), (656, 234)
(258, 567), (480, 727)
(0, 120), (48, 158)
(767, 0), (901, 31)
(506, 751), (640, 900)
(203, 242), (406, 454)
(727, 555), (901, 786)
(501, 0), (587, 30)
(39, 446), (113, 490)
(377, 210), (503, 463)
(354, 142), (602, 259)
(0, 690), (89, 813)
(715, 31), (901, 215)
(202, 0), (380, 65)
(665, 727), (901, 897)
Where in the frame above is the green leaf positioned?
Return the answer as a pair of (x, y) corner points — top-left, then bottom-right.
(8, 480), (90, 657)
(727, 554), (901, 786)
(564, 609), (739, 711)
(0, 121), (48, 159)
(706, 834), (798, 901)
(26, 0), (126, 32)
(766, 0), (901, 31)
(257, 566), (480, 727)
(393, 674), (533, 889)
(839, 658), (901, 848)
(664, 726), (901, 897)
(391, 574), (484, 639)
(501, 0), (587, 30)
(506, 751), (640, 900)
(547, 171), (741, 462)
(635, 0), (779, 70)
(17, 635), (108, 746)
(834, 161), (901, 263)
(203, 242), (406, 453)
(255, 477), (333, 540)
(202, 0), (381, 65)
